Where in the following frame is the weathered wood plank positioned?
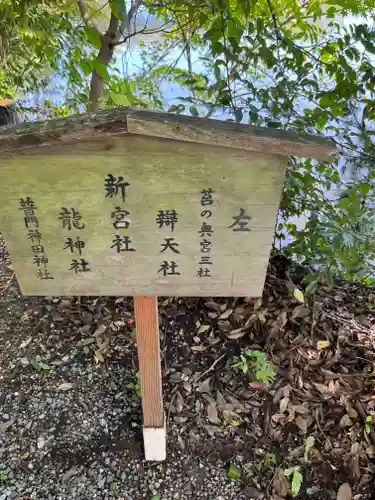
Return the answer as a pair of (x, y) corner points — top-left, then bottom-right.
(134, 296), (164, 429)
(0, 107), (129, 153)
(0, 135), (286, 297)
(127, 108), (335, 161)
(0, 106), (335, 160)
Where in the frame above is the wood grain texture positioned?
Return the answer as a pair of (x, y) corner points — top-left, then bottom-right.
(0, 135), (286, 297)
(127, 108), (335, 161)
(0, 107), (129, 153)
(0, 106), (335, 160)
(134, 296), (164, 428)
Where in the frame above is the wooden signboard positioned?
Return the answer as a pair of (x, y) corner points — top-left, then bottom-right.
(0, 107), (334, 460)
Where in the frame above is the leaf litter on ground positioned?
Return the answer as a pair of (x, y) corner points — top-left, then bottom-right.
(2, 253), (375, 498)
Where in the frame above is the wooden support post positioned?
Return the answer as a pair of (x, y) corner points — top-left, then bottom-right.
(133, 296), (166, 461)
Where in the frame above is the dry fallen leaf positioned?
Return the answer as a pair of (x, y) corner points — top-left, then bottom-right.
(96, 335), (109, 351)
(292, 404), (309, 414)
(19, 336), (32, 349)
(279, 397), (289, 414)
(207, 401), (221, 425)
(347, 407), (358, 419)
(198, 378), (212, 394)
(217, 320), (231, 332)
(76, 337), (95, 347)
(276, 311), (288, 330)
(94, 350), (105, 363)
(295, 415), (308, 433)
(314, 383), (329, 394)
(254, 298), (262, 310)
(57, 382), (74, 391)
(349, 454), (361, 481)
(273, 467), (289, 497)
(176, 392), (184, 413)
(191, 345), (208, 352)
(93, 324), (107, 337)
(248, 381), (267, 391)
(219, 309), (233, 320)
(339, 415), (352, 428)
(197, 324), (210, 334)
(227, 328), (246, 340)
(204, 301), (221, 311)
(292, 305), (310, 319)
(216, 390), (226, 408)
(336, 483), (352, 500)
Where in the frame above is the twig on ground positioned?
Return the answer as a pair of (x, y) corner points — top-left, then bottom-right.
(194, 354), (226, 383)
(323, 311), (373, 334)
(325, 372), (375, 379)
(0, 272), (15, 296)
(310, 293), (317, 337)
(315, 407), (332, 447)
(166, 391), (177, 430)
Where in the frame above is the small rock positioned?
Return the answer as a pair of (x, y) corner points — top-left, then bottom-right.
(37, 436), (45, 449)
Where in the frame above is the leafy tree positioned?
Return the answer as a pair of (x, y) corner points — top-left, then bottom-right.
(0, 1), (79, 97)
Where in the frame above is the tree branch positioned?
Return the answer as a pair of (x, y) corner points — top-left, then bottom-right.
(77, 0), (102, 36)
(88, 12), (119, 112)
(120, 0), (143, 39)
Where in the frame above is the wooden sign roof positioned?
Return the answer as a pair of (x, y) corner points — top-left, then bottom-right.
(0, 107), (335, 297)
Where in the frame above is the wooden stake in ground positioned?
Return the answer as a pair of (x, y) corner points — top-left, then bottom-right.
(133, 296), (165, 461)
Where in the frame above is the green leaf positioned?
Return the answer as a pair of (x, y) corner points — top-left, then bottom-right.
(319, 94), (335, 108)
(234, 109), (243, 123)
(189, 106), (199, 117)
(365, 414), (372, 433)
(93, 59), (109, 80)
(227, 20), (241, 39)
(80, 59), (92, 76)
(266, 121), (281, 128)
(151, 497), (160, 500)
(359, 182), (371, 196)
(84, 27), (102, 49)
(111, 93), (130, 105)
(284, 467), (294, 477)
(109, 0), (126, 20)
(228, 463), (241, 479)
(293, 288), (304, 303)
(305, 279), (318, 296)
(37, 362), (53, 370)
(291, 470), (303, 497)
(363, 40), (375, 54)
(324, 267), (334, 288)
(337, 197), (351, 209)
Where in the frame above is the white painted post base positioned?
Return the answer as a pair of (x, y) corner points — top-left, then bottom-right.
(143, 425), (166, 461)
